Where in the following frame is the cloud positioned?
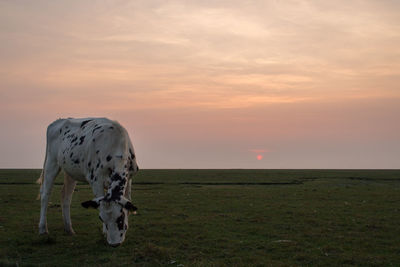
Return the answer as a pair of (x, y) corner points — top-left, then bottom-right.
(1, 0), (400, 168)
(249, 149), (268, 154)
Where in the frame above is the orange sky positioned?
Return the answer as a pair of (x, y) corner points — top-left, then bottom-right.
(1, 1), (399, 168)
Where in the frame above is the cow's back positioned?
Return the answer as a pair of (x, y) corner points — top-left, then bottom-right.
(47, 118), (133, 182)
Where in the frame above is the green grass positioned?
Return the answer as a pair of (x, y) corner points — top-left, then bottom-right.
(0, 169), (400, 266)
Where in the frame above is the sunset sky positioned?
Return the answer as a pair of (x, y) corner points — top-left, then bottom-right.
(1, 0), (399, 169)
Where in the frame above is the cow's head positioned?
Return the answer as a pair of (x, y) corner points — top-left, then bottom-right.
(82, 196), (137, 246)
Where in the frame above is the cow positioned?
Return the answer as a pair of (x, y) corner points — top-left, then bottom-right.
(37, 117), (139, 247)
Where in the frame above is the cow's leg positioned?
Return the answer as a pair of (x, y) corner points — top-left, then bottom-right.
(89, 176), (107, 235)
(90, 176), (105, 198)
(39, 158), (60, 235)
(61, 172), (77, 235)
(124, 178), (132, 201)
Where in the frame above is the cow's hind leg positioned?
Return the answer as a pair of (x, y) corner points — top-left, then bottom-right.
(39, 158), (60, 234)
(61, 172), (77, 235)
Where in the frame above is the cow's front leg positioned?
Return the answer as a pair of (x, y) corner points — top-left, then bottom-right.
(89, 177), (106, 235)
(124, 178), (132, 201)
(61, 172), (77, 235)
(39, 158), (60, 235)
(103, 223), (107, 236)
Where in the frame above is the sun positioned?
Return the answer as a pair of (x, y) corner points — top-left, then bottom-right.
(256, 154), (263, 160)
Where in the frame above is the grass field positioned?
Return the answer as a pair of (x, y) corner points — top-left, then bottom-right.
(0, 169), (400, 266)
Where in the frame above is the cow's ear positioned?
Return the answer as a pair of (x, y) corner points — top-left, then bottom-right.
(119, 196), (137, 214)
(81, 200), (99, 209)
(81, 196), (104, 209)
(124, 201), (137, 212)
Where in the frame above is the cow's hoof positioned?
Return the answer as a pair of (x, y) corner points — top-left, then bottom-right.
(39, 226), (48, 235)
(64, 229), (76, 235)
(39, 223), (48, 235)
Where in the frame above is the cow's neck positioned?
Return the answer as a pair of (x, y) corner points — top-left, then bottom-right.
(105, 169), (128, 201)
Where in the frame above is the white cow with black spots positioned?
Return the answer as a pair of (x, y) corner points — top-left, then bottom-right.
(37, 117), (139, 247)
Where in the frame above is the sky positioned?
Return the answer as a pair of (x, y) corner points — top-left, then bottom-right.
(0, 0), (399, 169)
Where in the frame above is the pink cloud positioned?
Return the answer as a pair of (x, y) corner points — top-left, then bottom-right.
(249, 149), (268, 153)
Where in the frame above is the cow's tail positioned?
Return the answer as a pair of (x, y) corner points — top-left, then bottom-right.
(37, 128), (49, 200)
(36, 169), (44, 200)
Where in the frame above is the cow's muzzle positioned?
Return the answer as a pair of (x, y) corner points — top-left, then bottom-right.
(110, 243), (121, 248)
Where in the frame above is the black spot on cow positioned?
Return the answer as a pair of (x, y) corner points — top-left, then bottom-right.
(109, 178), (126, 201)
(116, 212), (125, 231)
(96, 150), (99, 154)
(129, 148), (135, 159)
(92, 138), (95, 142)
(80, 120), (92, 128)
(71, 136), (78, 143)
(79, 136), (85, 145)
(59, 129), (62, 134)
(100, 129), (104, 133)
(70, 152), (74, 158)
(109, 185), (122, 200)
(73, 159), (80, 164)
(92, 126), (102, 134)
(88, 161), (91, 167)
(106, 155), (112, 162)
(109, 126), (114, 130)
(111, 173), (122, 182)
